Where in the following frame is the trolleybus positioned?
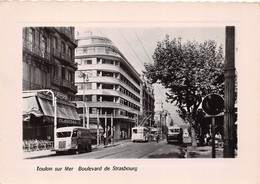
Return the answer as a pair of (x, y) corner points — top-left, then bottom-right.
(131, 126), (150, 142)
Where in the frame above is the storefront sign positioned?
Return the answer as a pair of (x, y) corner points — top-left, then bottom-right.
(43, 116), (81, 126)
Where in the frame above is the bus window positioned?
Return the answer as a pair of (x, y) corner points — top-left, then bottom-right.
(57, 131), (71, 138)
(72, 131), (77, 137)
(133, 129), (137, 134)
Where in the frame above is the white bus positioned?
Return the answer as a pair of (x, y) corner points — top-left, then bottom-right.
(167, 125), (183, 143)
(131, 126), (150, 142)
(150, 127), (159, 141)
(54, 126), (92, 154)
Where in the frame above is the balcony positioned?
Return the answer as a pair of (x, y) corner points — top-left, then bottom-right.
(23, 39), (51, 62)
(62, 79), (77, 93)
(60, 52), (73, 63)
(51, 49), (60, 59)
(23, 80), (48, 90)
(52, 77), (62, 86)
(76, 47), (121, 58)
(55, 27), (76, 44)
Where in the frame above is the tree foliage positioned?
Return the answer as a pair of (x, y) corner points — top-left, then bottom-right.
(144, 35), (224, 125)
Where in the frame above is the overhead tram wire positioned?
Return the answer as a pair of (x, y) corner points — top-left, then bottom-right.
(133, 29), (153, 63)
(117, 28), (145, 66)
(131, 29), (166, 101)
(117, 29), (165, 100)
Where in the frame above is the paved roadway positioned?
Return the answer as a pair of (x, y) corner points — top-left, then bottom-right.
(43, 139), (186, 159)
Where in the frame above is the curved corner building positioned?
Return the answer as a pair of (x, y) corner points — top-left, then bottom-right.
(74, 33), (143, 140)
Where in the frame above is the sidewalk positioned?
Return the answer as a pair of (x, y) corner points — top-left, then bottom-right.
(23, 139), (130, 159)
(186, 146), (224, 158)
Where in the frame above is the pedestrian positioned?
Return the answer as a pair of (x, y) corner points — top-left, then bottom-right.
(103, 132), (107, 146)
(206, 132), (211, 145)
(156, 133), (160, 143)
(216, 132), (223, 148)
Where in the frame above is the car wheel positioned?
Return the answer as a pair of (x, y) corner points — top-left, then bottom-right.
(87, 143), (92, 152)
(76, 145), (82, 154)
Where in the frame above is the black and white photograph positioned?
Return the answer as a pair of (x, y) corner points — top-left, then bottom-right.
(22, 26), (235, 159)
(0, 2), (259, 184)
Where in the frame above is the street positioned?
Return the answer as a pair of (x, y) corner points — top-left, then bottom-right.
(42, 139), (186, 159)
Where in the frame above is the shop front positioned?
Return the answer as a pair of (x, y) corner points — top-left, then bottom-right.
(23, 92), (81, 141)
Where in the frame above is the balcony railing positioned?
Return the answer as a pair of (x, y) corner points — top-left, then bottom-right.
(51, 77), (77, 92)
(51, 49), (60, 59)
(55, 27), (75, 43)
(61, 52), (73, 63)
(52, 77), (62, 86)
(62, 79), (77, 92)
(23, 39), (51, 61)
(76, 48), (121, 58)
(23, 80), (48, 90)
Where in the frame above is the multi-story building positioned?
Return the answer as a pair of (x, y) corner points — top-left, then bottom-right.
(22, 27), (80, 141)
(140, 78), (155, 127)
(74, 32), (143, 140)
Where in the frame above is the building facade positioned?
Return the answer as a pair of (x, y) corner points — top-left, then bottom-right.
(22, 27), (80, 141)
(140, 79), (155, 127)
(74, 32), (143, 140)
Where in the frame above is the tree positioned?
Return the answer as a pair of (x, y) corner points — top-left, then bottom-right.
(144, 35), (224, 146)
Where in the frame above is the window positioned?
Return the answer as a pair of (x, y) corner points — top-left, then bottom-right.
(68, 71), (73, 82)
(102, 71), (113, 77)
(62, 67), (65, 79)
(28, 28), (35, 46)
(102, 95), (114, 102)
(86, 83), (92, 89)
(87, 47), (95, 54)
(53, 37), (58, 49)
(72, 131), (78, 137)
(86, 95), (92, 102)
(40, 36), (47, 55)
(102, 84), (113, 89)
(61, 42), (65, 53)
(97, 47), (105, 53)
(76, 107), (83, 114)
(57, 132), (71, 138)
(53, 65), (58, 77)
(83, 59), (92, 65)
(68, 47), (72, 58)
(82, 83), (92, 89)
(92, 38), (106, 43)
(102, 59), (113, 65)
(75, 95), (83, 101)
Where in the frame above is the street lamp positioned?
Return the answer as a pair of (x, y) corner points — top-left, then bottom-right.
(79, 71), (89, 128)
(23, 89), (57, 145)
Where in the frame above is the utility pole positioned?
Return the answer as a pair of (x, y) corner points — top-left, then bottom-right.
(97, 109), (100, 145)
(111, 112), (114, 145)
(224, 26), (236, 158)
(80, 71), (88, 128)
(105, 111), (108, 147)
(86, 106), (89, 129)
(136, 113), (138, 126)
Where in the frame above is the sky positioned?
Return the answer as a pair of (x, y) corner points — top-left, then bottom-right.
(75, 27), (225, 125)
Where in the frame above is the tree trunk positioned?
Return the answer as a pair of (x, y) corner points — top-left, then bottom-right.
(191, 127), (197, 148)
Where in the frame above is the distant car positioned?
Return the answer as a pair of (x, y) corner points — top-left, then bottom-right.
(183, 129), (189, 138)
